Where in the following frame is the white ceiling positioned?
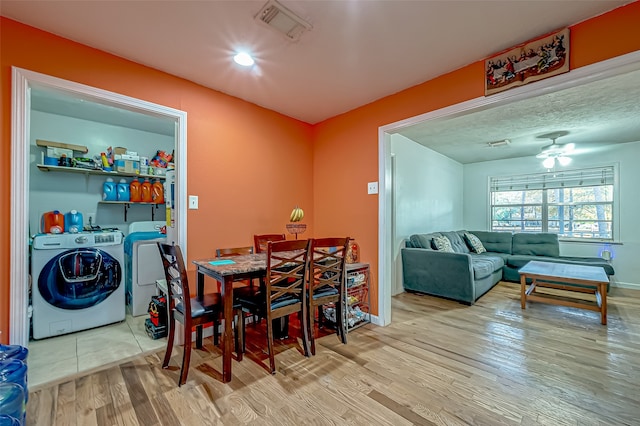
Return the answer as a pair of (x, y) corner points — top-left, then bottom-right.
(4, 1), (639, 165)
(1, 0), (632, 125)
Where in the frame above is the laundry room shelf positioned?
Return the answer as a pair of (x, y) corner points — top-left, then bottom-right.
(37, 164), (165, 180)
(98, 201), (165, 221)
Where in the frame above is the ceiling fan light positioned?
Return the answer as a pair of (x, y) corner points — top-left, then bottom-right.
(558, 156), (572, 166)
(543, 157), (556, 169)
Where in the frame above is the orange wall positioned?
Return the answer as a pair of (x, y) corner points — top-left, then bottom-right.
(2, 2), (640, 342)
(312, 1), (640, 315)
(0, 18), (313, 343)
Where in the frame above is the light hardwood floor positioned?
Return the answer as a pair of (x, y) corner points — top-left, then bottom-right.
(26, 282), (640, 425)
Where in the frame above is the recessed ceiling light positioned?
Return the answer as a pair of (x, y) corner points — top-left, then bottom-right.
(233, 52), (255, 67)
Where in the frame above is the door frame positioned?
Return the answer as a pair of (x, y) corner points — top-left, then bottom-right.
(376, 51), (640, 326)
(10, 67), (188, 346)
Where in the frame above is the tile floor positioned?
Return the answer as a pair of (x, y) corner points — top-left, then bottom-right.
(27, 315), (166, 388)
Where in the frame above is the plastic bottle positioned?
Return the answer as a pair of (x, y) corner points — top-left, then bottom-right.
(102, 178), (117, 201)
(41, 210), (65, 234)
(130, 177), (142, 202)
(141, 178), (153, 203)
(152, 179), (164, 204)
(100, 152), (111, 171)
(0, 383), (25, 426)
(64, 210), (83, 233)
(117, 179), (130, 202)
(0, 360), (27, 402)
(0, 345), (28, 363)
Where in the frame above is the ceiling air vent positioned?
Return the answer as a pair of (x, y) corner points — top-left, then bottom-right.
(255, 0), (312, 41)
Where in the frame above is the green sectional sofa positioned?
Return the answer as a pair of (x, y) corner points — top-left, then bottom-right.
(401, 230), (614, 305)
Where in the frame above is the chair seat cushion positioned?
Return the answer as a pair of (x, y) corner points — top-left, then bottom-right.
(176, 293), (221, 318)
(312, 285), (339, 299)
(237, 292), (300, 312)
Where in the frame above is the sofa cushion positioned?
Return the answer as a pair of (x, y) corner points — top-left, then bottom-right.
(512, 233), (559, 257)
(433, 235), (454, 252)
(463, 232), (486, 254)
(409, 233), (441, 249)
(507, 255), (614, 276)
(470, 231), (512, 254)
(471, 256), (504, 280)
(443, 231), (471, 254)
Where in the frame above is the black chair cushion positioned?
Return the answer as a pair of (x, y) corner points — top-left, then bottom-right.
(175, 293), (222, 318)
(312, 285), (339, 299)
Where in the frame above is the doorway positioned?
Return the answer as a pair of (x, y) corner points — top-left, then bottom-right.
(376, 51), (640, 326)
(9, 67), (188, 347)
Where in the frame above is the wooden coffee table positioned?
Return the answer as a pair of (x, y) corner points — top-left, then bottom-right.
(519, 261), (609, 325)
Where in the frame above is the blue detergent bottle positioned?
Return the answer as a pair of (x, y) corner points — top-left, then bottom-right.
(103, 178), (117, 201)
(117, 179), (130, 201)
(64, 210), (83, 233)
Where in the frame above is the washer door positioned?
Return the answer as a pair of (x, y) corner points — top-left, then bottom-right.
(38, 248), (122, 310)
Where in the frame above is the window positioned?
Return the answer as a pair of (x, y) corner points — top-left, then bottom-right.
(490, 166), (615, 240)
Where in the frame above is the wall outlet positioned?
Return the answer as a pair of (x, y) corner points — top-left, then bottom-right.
(188, 195), (199, 209)
(367, 181), (379, 194)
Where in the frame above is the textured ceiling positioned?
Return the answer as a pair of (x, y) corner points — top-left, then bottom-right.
(398, 67), (640, 164)
(0, 0), (632, 124)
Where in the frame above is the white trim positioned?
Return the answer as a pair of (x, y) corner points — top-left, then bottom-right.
(10, 67), (188, 346)
(377, 50), (640, 327)
(10, 68), (30, 346)
(611, 281), (640, 290)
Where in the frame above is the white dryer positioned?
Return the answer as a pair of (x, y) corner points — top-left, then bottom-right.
(124, 221), (166, 316)
(31, 231), (125, 339)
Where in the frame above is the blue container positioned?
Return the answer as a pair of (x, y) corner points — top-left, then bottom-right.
(0, 346), (27, 363)
(0, 361), (27, 404)
(103, 178), (117, 201)
(64, 210), (83, 233)
(117, 179), (130, 202)
(0, 383), (25, 425)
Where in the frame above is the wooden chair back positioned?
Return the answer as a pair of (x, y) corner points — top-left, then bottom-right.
(157, 243), (191, 318)
(306, 237), (350, 355)
(216, 246), (254, 257)
(265, 239), (312, 316)
(254, 233), (286, 254)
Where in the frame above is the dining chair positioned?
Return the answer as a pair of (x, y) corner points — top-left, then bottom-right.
(307, 237), (350, 356)
(216, 245), (260, 348)
(253, 233), (286, 254)
(236, 239), (312, 374)
(157, 243), (223, 386)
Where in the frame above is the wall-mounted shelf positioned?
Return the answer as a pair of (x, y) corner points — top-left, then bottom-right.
(98, 201), (165, 221)
(37, 164), (165, 180)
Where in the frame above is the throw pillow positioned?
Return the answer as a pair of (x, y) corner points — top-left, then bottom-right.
(432, 236), (454, 252)
(464, 232), (486, 254)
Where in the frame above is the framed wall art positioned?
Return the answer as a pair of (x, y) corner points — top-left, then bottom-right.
(485, 28), (570, 96)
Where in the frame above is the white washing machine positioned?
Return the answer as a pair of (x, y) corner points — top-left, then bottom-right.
(31, 231), (125, 339)
(124, 221), (166, 316)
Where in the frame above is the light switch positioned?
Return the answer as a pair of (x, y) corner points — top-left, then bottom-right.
(188, 195), (199, 209)
(367, 182), (378, 194)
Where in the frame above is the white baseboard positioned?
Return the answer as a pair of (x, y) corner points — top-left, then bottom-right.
(370, 314), (382, 326)
(610, 281), (640, 290)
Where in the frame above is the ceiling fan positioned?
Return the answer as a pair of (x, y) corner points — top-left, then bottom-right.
(536, 131), (575, 168)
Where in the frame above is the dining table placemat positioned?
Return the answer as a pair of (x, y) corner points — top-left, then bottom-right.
(209, 259), (236, 266)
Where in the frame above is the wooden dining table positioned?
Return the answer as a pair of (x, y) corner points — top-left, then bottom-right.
(192, 253), (267, 382)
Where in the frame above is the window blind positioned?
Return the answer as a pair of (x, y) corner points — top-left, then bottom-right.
(490, 166), (614, 191)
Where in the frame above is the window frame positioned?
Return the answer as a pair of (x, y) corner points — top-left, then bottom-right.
(488, 165), (619, 243)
